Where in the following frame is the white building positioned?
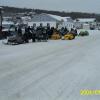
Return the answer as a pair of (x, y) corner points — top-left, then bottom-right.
(28, 13), (74, 30)
(74, 18), (96, 29)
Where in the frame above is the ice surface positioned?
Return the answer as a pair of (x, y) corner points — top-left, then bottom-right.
(0, 30), (100, 100)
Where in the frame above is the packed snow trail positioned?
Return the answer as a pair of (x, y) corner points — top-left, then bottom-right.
(0, 30), (100, 100)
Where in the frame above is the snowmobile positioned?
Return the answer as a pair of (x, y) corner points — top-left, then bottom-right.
(3, 35), (24, 45)
(79, 31), (89, 36)
(51, 30), (61, 40)
(62, 32), (75, 40)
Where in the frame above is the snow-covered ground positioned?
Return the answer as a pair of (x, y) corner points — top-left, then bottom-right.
(0, 30), (100, 100)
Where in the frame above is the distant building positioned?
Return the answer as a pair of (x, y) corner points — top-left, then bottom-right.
(83, 23), (90, 30)
(2, 21), (14, 32)
(3, 17), (13, 21)
(28, 13), (74, 30)
(21, 16), (31, 24)
(13, 16), (31, 27)
(96, 22), (100, 30)
(74, 18), (96, 29)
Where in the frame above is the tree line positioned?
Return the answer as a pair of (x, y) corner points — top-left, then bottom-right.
(1, 6), (100, 21)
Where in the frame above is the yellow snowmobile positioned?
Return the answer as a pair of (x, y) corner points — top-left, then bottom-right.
(63, 32), (75, 40)
(51, 31), (61, 40)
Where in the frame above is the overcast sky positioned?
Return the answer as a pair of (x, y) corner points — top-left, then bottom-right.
(0, 0), (100, 13)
